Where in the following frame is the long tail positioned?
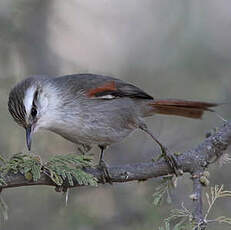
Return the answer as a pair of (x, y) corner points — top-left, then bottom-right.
(148, 99), (218, 119)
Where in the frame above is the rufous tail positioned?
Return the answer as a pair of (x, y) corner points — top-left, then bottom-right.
(149, 99), (218, 119)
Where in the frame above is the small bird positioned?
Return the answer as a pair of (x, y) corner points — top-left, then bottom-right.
(8, 74), (217, 178)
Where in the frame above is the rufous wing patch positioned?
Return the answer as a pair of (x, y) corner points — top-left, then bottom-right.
(87, 81), (117, 97)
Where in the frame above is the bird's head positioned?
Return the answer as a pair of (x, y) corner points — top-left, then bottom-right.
(8, 76), (50, 151)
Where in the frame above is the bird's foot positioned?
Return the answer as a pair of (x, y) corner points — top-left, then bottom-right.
(154, 145), (183, 177)
(97, 159), (113, 184)
(139, 123), (183, 176)
(55, 185), (68, 193)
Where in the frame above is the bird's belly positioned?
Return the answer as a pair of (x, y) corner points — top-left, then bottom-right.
(49, 123), (135, 146)
(49, 97), (140, 146)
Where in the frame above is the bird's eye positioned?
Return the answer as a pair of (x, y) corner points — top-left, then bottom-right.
(31, 107), (37, 118)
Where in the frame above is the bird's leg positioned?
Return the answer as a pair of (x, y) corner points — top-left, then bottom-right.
(98, 145), (112, 184)
(139, 123), (182, 176)
(77, 144), (92, 155)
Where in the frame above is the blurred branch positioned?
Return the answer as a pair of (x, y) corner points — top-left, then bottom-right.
(191, 173), (207, 230)
(1, 121), (231, 229)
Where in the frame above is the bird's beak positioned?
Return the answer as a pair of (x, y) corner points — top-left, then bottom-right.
(26, 126), (32, 151)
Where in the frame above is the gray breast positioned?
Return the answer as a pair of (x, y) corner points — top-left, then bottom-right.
(48, 97), (140, 146)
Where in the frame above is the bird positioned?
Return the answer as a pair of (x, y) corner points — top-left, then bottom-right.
(8, 74), (217, 180)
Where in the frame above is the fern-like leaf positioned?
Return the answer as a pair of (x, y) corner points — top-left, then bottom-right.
(44, 154), (98, 187)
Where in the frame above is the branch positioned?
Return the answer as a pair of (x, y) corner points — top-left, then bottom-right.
(2, 121), (231, 188)
(1, 121), (231, 229)
(192, 172), (207, 230)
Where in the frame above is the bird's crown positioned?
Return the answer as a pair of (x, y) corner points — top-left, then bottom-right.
(8, 76), (48, 128)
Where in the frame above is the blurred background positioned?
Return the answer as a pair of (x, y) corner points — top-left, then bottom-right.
(0, 0), (231, 229)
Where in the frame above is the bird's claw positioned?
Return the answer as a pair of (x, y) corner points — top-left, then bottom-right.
(98, 159), (113, 184)
(55, 185), (68, 193)
(156, 145), (183, 177)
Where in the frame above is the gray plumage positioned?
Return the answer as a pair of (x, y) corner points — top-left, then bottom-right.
(8, 74), (154, 152)
(8, 73), (217, 154)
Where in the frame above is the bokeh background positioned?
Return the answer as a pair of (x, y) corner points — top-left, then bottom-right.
(0, 0), (231, 229)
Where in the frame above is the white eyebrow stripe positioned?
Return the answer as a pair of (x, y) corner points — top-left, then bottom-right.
(96, 95), (115, 99)
(24, 86), (36, 115)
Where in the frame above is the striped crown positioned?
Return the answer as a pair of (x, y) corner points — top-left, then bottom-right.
(8, 78), (35, 127)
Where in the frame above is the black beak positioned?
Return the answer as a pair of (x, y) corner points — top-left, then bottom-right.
(26, 126), (32, 151)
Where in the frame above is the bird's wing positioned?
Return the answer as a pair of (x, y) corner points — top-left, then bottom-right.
(54, 74), (153, 100)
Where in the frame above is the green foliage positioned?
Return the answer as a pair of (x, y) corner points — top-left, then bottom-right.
(158, 219), (192, 230)
(158, 185), (231, 230)
(0, 153), (42, 185)
(158, 221), (170, 230)
(153, 176), (177, 206)
(0, 153), (98, 187)
(0, 153), (98, 221)
(44, 154), (98, 187)
(164, 203), (195, 230)
(204, 185), (231, 225)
